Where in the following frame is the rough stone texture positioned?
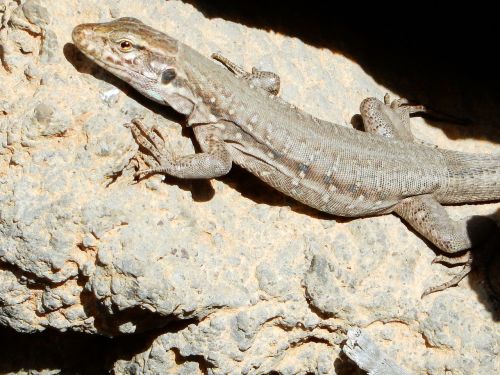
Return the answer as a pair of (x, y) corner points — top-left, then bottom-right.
(0, 0), (499, 374)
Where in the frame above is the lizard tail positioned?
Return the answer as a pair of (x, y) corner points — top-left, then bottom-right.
(438, 150), (500, 204)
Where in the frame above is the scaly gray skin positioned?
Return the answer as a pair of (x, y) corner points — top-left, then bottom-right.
(72, 18), (500, 297)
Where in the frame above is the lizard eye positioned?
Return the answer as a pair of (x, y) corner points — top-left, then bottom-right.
(118, 40), (133, 52)
(161, 68), (176, 84)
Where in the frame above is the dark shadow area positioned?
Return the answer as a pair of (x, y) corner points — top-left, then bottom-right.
(334, 352), (365, 375)
(468, 209), (500, 320)
(0, 325), (148, 374)
(171, 348), (213, 374)
(0, 316), (199, 374)
(185, 1), (500, 141)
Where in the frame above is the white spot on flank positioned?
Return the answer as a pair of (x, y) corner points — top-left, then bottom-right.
(249, 84), (255, 89)
(209, 114), (217, 122)
(328, 184), (337, 192)
(235, 133), (242, 140)
(298, 171), (306, 179)
(267, 151), (274, 158)
(292, 178), (300, 187)
(229, 109), (235, 115)
(210, 97), (216, 103)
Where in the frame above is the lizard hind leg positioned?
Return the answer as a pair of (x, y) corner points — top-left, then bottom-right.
(360, 95), (495, 297)
(211, 52), (280, 95)
(394, 194), (495, 297)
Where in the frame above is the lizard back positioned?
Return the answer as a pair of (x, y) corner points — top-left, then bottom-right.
(181, 45), (454, 216)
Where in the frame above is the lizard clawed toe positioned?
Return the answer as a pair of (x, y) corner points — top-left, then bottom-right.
(134, 169), (154, 180)
(422, 256), (473, 298)
(125, 118), (169, 164)
(432, 251), (471, 266)
(133, 171), (145, 180)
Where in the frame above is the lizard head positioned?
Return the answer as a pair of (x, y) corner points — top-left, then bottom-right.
(72, 17), (195, 115)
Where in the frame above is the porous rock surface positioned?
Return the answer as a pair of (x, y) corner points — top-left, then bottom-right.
(0, 0), (499, 374)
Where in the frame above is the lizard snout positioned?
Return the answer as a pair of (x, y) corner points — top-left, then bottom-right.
(72, 24), (95, 50)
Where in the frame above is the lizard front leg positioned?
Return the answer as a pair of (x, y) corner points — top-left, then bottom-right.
(211, 52), (280, 95)
(128, 119), (232, 179)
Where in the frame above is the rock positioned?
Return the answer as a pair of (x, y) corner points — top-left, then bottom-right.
(0, 1), (498, 374)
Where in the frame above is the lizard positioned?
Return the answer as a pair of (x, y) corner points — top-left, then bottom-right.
(72, 17), (500, 297)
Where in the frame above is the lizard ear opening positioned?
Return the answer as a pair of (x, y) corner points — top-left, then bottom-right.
(161, 68), (177, 84)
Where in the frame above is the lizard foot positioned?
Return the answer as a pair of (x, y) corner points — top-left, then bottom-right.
(211, 52), (280, 95)
(421, 255), (473, 298)
(126, 118), (165, 150)
(126, 118), (169, 163)
(125, 118), (174, 180)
